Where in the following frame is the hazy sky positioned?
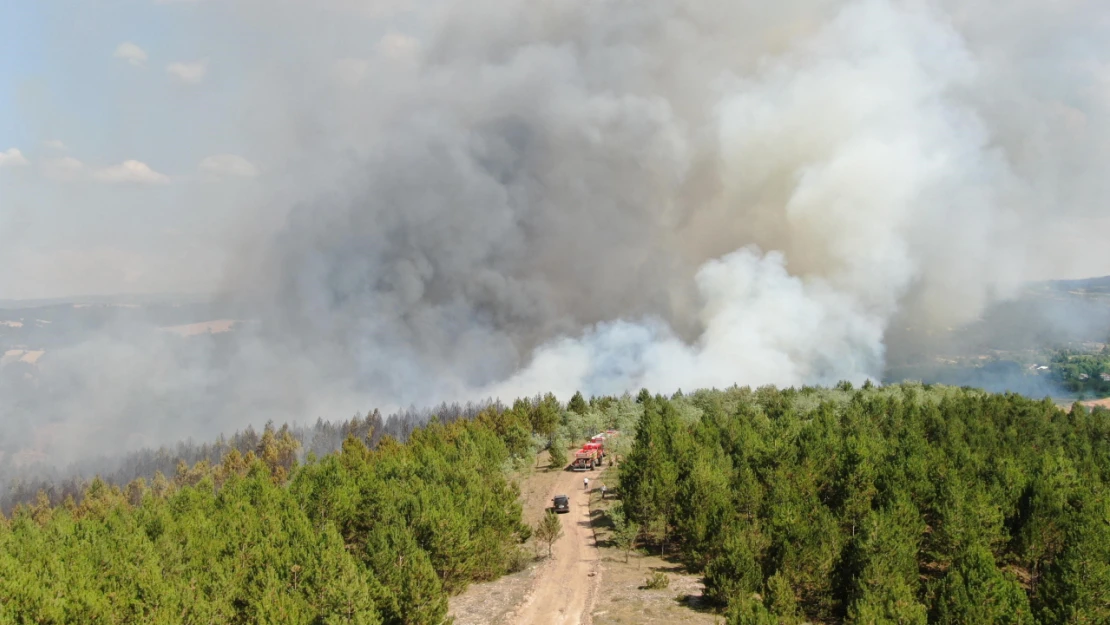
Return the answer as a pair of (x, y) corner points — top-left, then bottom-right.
(1, 0), (1109, 302)
(0, 1), (271, 299)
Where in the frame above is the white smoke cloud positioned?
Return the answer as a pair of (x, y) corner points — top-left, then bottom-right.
(246, 0), (1049, 406)
(483, 246), (888, 400)
(483, 0), (1028, 398)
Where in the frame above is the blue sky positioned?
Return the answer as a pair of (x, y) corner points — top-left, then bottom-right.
(0, 0), (420, 300)
(0, 0), (271, 299)
(0, 1), (231, 169)
(0, 2), (45, 150)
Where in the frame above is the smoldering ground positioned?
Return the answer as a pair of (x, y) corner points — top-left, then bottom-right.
(2, 0), (1110, 470)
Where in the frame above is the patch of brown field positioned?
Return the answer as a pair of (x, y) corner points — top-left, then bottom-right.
(159, 319), (239, 337)
(1057, 397), (1110, 411)
(1, 349), (45, 365)
(587, 466), (723, 625)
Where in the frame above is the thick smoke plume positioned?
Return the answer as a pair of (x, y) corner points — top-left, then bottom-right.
(3, 0), (1110, 469)
(242, 0), (1085, 401)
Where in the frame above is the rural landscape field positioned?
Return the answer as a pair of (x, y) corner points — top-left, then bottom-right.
(3, 0), (1110, 623)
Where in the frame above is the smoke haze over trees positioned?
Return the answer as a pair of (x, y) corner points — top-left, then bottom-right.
(2, 0), (1110, 468)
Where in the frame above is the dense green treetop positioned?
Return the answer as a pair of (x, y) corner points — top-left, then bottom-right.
(616, 383), (1110, 625)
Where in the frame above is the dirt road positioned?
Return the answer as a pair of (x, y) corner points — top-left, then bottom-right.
(506, 468), (602, 625)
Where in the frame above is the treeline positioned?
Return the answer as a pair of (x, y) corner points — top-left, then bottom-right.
(0, 401), (498, 513)
(0, 394), (595, 624)
(616, 383), (1110, 624)
(1, 390), (646, 514)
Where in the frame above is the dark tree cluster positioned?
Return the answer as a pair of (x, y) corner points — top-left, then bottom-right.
(618, 384), (1110, 624)
(1050, 346), (1110, 396)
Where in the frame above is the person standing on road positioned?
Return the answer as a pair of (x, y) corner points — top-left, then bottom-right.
(584, 477), (589, 490)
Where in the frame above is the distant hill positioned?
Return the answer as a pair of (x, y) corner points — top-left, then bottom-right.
(884, 275), (1110, 397)
(1022, 275), (1110, 300)
(0, 291), (209, 310)
(0, 293), (242, 356)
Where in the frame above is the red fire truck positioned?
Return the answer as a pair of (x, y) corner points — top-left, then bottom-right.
(571, 438), (605, 471)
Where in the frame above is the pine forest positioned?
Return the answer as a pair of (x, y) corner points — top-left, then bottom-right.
(1, 383), (1108, 624)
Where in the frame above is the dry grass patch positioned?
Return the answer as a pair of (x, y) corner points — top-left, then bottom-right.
(1082, 397), (1110, 410)
(587, 466), (724, 625)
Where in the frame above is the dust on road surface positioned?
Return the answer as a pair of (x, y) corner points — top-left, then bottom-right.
(506, 468), (603, 625)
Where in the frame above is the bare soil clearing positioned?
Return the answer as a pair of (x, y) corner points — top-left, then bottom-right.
(447, 567), (542, 625)
(587, 467), (722, 625)
(505, 464), (602, 625)
(449, 457), (721, 625)
(448, 452), (603, 625)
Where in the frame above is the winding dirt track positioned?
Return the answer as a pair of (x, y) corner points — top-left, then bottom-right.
(506, 468), (602, 625)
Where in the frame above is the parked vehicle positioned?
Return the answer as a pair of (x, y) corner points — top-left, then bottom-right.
(571, 441), (604, 471)
(571, 448), (597, 471)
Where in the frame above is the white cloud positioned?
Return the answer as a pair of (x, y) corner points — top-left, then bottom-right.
(44, 140), (68, 151)
(198, 154), (258, 178)
(0, 148), (30, 168)
(166, 60), (208, 84)
(41, 156), (85, 181)
(39, 157), (170, 184)
(92, 160), (171, 184)
(114, 42), (148, 67)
